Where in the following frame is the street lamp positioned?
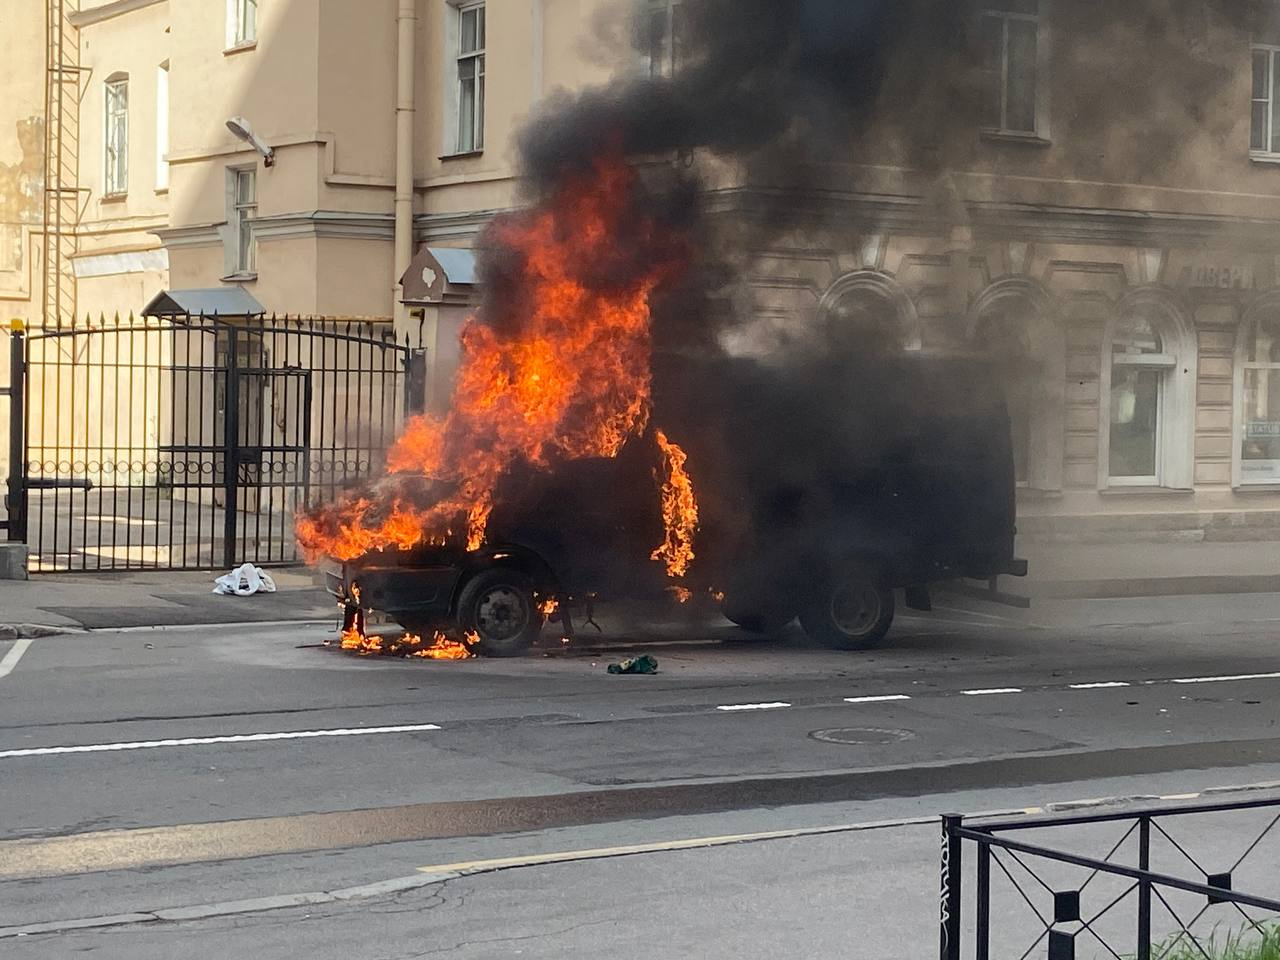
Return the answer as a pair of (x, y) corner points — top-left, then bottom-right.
(225, 116), (275, 167)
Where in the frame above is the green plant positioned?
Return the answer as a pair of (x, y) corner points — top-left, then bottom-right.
(1147, 923), (1280, 960)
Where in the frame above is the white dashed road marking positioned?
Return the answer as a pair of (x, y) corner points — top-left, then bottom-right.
(716, 702), (791, 712)
(0, 724), (442, 760)
(1167, 672), (1280, 685)
(1069, 682), (1131, 690)
(961, 688), (1024, 696)
(844, 695), (913, 704)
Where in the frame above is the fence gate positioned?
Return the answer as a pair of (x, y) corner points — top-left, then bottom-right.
(14, 314), (422, 572)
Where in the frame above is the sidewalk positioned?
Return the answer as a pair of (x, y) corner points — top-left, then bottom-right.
(3, 538), (1280, 632)
(0, 567), (337, 631)
(1015, 538), (1280, 599)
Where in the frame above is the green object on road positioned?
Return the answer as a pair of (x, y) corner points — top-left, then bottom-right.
(607, 655), (658, 675)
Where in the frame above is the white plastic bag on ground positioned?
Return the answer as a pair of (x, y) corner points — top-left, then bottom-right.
(212, 563), (278, 596)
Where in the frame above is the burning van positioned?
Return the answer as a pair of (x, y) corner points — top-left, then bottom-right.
(318, 348), (1027, 657)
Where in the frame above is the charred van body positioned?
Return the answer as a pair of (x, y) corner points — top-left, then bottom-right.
(325, 350), (1027, 656)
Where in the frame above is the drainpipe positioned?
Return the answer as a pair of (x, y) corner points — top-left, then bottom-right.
(394, 0), (417, 327)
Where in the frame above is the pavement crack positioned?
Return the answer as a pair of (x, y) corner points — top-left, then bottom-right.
(399, 917), (615, 958)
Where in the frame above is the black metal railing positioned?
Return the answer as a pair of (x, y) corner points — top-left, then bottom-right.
(9, 313), (427, 572)
(2, 322), (23, 540)
(941, 795), (1280, 960)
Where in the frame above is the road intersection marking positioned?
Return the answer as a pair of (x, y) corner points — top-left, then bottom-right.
(0, 638), (34, 681)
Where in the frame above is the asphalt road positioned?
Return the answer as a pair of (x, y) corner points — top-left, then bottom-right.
(4, 591), (1280, 958)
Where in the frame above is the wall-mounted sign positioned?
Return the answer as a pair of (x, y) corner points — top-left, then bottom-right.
(1246, 421), (1280, 439)
(1178, 265), (1256, 290)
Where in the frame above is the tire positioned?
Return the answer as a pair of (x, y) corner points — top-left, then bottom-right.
(454, 567), (542, 658)
(800, 568), (895, 651)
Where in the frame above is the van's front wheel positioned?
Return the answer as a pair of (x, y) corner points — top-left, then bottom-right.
(455, 567), (542, 657)
(801, 569), (895, 650)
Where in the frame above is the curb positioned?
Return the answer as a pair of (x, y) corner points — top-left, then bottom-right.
(5, 780), (1279, 941)
(1022, 574), (1280, 600)
(0, 872), (461, 940)
(0, 624), (78, 641)
(102, 618), (335, 634)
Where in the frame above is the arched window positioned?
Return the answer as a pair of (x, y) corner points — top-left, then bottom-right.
(969, 279), (1064, 491)
(1235, 297), (1280, 485)
(818, 271), (921, 354)
(1099, 291), (1196, 488)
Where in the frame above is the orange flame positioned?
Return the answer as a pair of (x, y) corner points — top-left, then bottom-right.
(297, 150), (683, 563)
(651, 430), (698, 578)
(337, 625), (474, 660)
(407, 632), (474, 661)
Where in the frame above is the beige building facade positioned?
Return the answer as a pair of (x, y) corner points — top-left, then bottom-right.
(6, 0), (1280, 560)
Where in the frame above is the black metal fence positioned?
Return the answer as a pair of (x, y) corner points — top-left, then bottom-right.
(1, 323), (21, 540)
(4, 313), (425, 572)
(941, 796), (1280, 959)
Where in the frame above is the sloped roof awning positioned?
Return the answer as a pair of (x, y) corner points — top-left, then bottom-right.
(401, 246), (478, 305)
(143, 288), (266, 318)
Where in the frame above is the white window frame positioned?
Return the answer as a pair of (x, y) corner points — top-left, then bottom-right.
(155, 63), (170, 192)
(1097, 296), (1196, 490)
(979, 1), (1049, 138)
(1251, 45), (1280, 158)
(104, 76), (129, 198)
(226, 0), (258, 50)
(453, 1), (485, 154)
(644, 0), (683, 79)
(1232, 299), (1280, 487)
(227, 166), (257, 278)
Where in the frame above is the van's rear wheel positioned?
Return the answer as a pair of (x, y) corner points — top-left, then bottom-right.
(455, 567), (542, 658)
(801, 570), (894, 650)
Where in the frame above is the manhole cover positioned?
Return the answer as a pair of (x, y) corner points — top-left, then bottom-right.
(809, 727), (916, 745)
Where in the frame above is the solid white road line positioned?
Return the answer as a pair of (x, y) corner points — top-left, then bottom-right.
(844, 695), (913, 704)
(0, 638), (34, 680)
(716, 702), (791, 712)
(1068, 681), (1131, 690)
(961, 687), (1024, 696)
(0, 723), (442, 760)
(1168, 672), (1280, 685)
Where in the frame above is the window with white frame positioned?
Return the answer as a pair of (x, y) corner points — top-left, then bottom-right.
(1100, 299), (1196, 490)
(1236, 307), (1280, 484)
(156, 63), (170, 191)
(228, 167), (257, 276)
(979, 0), (1042, 135)
(1107, 313), (1169, 483)
(644, 0), (685, 79)
(104, 76), (129, 197)
(455, 2), (485, 153)
(1252, 45), (1280, 156)
(227, 0), (258, 48)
